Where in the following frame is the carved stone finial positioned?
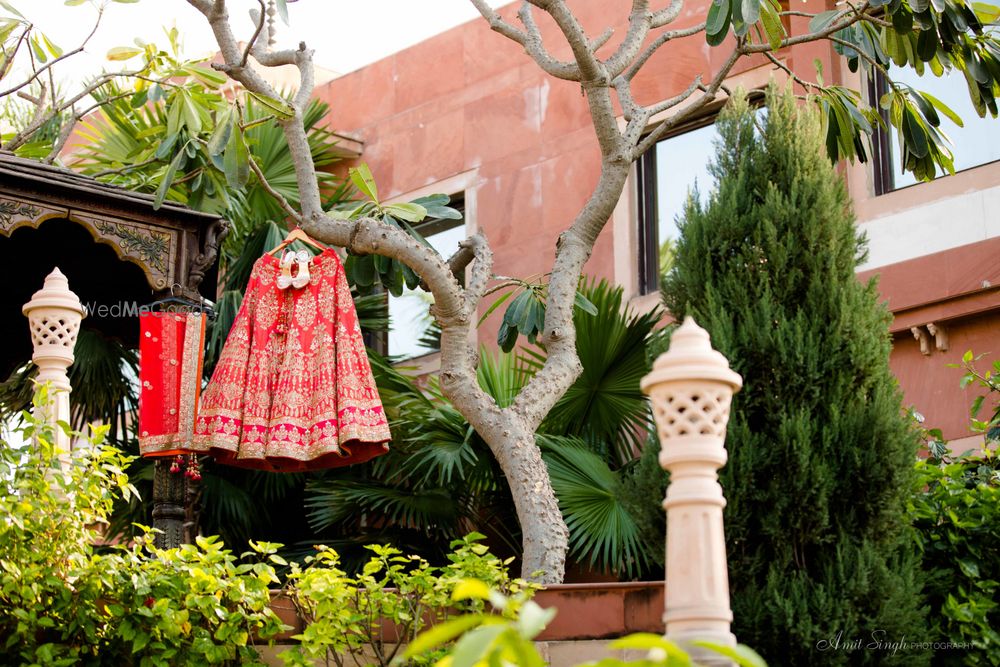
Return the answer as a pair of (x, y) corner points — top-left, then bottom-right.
(23, 267), (86, 385)
(22, 268), (85, 461)
(642, 317), (743, 390)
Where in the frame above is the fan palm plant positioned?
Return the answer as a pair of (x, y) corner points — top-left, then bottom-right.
(537, 434), (657, 579)
(0, 329), (138, 444)
(534, 278), (667, 467)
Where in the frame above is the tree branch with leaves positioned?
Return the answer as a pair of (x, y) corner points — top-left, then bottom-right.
(186, 0), (998, 583)
(0, 0), (195, 161)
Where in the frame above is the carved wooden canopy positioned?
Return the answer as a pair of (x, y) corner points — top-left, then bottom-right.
(0, 151), (228, 377)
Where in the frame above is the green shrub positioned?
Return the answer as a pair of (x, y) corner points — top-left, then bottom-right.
(279, 534), (538, 666)
(1, 389), (536, 667)
(0, 390), (285, 666)
(909, 353), (1000, 665)
(911, 451), (1000, 665)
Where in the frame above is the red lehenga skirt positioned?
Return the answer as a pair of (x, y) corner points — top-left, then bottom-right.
(192, 248), (391, 471)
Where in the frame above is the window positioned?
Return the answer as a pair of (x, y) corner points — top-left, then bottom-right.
(872, 68), (1000, 193)
(387, 200), (465, 359)
(637, 120), (721, 294)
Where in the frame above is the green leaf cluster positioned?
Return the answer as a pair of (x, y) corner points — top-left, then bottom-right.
(909, 356), (1000, 664)
(911, 449), (1000, 664)
(825, 0), (1000, 179)
(278, 534), (539, 667)
(706, 0), (786, 49)
(0, 389), (287, 666)
(342, 185), (462, 301)
(404, 587), (767, 667)
(484, 278), (598, 353)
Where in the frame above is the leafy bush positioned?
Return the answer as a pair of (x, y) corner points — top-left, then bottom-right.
(909, 353), (1000, 665)
(2, 388), (545, 667)
(911, 451), (1000, 664)
(279, 533), (538, 666)
(0, 391), (285, 666)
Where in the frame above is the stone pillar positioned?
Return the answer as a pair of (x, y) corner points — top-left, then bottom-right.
(640, 317), (742, 666)
(22, 268), (85, 462)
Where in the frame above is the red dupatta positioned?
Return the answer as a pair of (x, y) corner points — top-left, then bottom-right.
(138, 311), (206, 457)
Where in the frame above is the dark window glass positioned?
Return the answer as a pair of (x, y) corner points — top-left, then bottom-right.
(637, 122), (720, 294)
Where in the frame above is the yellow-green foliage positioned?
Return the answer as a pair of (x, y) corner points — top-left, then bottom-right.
(0, 388), (286, 666)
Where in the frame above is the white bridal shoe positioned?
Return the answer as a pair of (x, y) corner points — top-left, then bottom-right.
(277, 250), (312, 290)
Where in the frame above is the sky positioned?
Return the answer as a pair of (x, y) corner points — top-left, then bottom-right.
(12, 0), (502, 90)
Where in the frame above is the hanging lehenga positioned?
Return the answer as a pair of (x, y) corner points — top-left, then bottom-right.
(192, 246), (391, 471)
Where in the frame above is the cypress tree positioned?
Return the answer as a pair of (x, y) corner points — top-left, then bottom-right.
(661, 86), (927, 666)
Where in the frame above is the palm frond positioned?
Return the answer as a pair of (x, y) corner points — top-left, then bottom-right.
(304, 478), (463, 533)
(538, 434), (653, 578)
(197, 471), (258, 546)
(476, 347), (531, 409)
(69, 329), (139, 442)
(354, 291), (389, 335)
(540, 278), (664, 466)
(222, 220), (289, 292)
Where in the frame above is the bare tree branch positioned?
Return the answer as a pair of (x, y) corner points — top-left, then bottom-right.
(469, 0), (529, 45)
(604, 0), (653, 77)
(652, 0), (685, 27)
(190, 0), (323, 217)
(243, 0), (268, 68)
(44, 88), (138, 162)
(625, 22), (706, 81)
(457, 232), (493, 307)
(633, 47), (741, 158)
(515, 3), (582, 81)
(2, 68), (149, 151)
(613, 74), (642, 122)
(762, 51), (822, 92)
(527, 0), (605, 81)
(589, 27), (614, 51)
(645, 75), (704, 118)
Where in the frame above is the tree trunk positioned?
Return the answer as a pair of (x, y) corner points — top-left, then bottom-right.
(484, 422), (567, 582)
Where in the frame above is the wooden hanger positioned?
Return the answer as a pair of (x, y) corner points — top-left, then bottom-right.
(267, 227), (327, 256)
